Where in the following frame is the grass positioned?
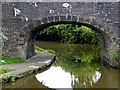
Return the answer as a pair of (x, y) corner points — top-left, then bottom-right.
(35, 46), (44, 51)
(35, 52), (38, 55)
(35, 46), (56, 54)
(0, 68), (15, 75)
(0, 54), (25, 65)
(47, 49), (56, 54)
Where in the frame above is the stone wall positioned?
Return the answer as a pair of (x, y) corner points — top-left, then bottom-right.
(1, 2), (119, 67)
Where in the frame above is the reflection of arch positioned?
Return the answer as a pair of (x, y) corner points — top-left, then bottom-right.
(19, 15), (119, 67)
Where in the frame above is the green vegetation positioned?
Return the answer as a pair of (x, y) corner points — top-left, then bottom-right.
(38, 24), (101, 63)
(3, 73), (16, 82)
(40, 24), (101, 44)
(52, 45), (101, 79)
(8, 74), (16, 82)
(0, 32), (8, 49)
(1, 70), (16, 82)
(111, 51), (120, 69)
(0, 68), (15, 75)
(51, 44), (101, 87)
(35, 52), (38, 55)
(0, 68), (16, 82)
(35, 46), (56, 54)
(112, 52), (120, 64)
(54, 44), (100, 64)
(35, 46), (44, 51)
(47, 49), (56, 54)
(118, 61), (120, 69)
(0, 32), (8, 41)
(0, 54), (25, 65)
(107, 49), (120, 69)
(53, 55), (101, 88)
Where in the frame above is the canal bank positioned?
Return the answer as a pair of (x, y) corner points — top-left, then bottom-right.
(0, 50), (55, 83)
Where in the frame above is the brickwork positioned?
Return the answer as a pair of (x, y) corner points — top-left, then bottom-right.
(1, 2), (120, 67)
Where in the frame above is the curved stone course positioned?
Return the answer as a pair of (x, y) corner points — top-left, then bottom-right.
(1, 2), (119, 68)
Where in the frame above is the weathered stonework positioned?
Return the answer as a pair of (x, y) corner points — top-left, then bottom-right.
(1, 2), (119, 68)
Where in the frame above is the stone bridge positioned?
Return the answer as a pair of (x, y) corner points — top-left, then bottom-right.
(1, 2), (120, 67)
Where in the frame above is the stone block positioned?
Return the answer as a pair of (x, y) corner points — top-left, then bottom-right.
(84, 18), (91, 23)
(60, 16), (66, 21)
(54, 16), (59, 21)
(78, 17), (84, 22)
(19, 31), (25, 36)
(72, 16), (77, 22)
(67, 15), (71, 21)
(90, 19), (97, 26)
(33, 20), (41, 27)
(48, 16), (54, 22)
(27, 23), (34, 30)
(36, 20), (41, 27)
(40, 17), (48, 23)
(9, 48), (18, 52)
(23, 26), (29, 33)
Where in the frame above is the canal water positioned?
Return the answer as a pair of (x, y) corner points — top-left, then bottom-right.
(2, 41), (119, 89)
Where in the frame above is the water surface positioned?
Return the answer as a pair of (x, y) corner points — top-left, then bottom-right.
(2, 41), (119, 89)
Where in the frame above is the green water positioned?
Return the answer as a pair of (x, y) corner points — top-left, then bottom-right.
(2, 41), (119, 89)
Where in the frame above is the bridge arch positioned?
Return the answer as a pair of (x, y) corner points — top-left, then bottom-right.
(19, 15), (119, 67)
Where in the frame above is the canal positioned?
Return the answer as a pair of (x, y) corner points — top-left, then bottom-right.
(2, 41), (119, 89)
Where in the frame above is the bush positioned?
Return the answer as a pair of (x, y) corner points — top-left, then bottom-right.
(39, 24), (101, 45)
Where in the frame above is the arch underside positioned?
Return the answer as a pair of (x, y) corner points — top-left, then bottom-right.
(19, 15), (119, 68)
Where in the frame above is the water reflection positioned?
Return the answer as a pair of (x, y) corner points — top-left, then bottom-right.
(35, 65), (101, 89)
(2, 41), (118, 88)
(36, 66), (72, 88)
(34, 41), (118, 88)
(2, 64), (118, 88)
(35, 41), (102, 88)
